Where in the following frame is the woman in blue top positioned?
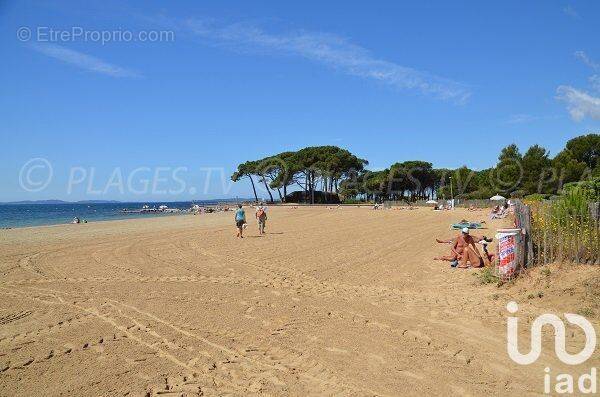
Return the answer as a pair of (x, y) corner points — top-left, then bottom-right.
(235, 204), (246, 238)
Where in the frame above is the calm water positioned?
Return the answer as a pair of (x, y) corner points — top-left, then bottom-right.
(0, 201), (231, 228)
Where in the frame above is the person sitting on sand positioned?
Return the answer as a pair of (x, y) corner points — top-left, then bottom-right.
(434, 228), (485, 268)
(490, 203), (509, 219)
(479, 238), (495, 265)
(456, 228), (484, 268)
(255, 203), (267, 235)
(235, 204), (246, 238)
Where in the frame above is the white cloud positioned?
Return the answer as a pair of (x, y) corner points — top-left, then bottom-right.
(180, 19), (471, 103)
(590, 75), (600, 92)
(575, 51), (600, 71)
(506, 114), (559, 124)
(556, 51), (600, 120)
(30, 43), (141, 78)
(563, 5), (580, 19)
(556, 85), (600, 121)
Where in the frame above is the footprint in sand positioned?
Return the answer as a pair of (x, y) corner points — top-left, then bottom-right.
(368, 353), (386, 364)
(397, 369), (424, 380)
(325, 347), (348, 354)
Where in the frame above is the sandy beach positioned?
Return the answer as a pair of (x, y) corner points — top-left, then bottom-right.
(1, 206), (598, 396)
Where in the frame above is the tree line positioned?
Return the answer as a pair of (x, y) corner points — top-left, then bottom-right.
(231, 134), (600, 203)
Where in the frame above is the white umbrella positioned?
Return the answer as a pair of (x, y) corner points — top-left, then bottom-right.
(426, 199), (438, 204)
(490, 194), (506, 201)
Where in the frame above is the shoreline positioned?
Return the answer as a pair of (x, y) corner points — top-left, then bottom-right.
(0, 211), (191, 231)
(0, 203), (483, 230)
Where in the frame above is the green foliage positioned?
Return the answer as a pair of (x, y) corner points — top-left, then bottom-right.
(493, 144), (523, 194)
(541, 267), (551, 276)
(551, 186), (592, 226)
(231, 134), (600, 203)
(524, 193), (550, 201)
(341, 198), (366, 204)
(562, 177), (600, 201)
(232, 146), (367, 204)
(577, 308), (595, 317)
(529, 185), (599, 265)
(552, 149), (587, 187)
(565, 134), (600, 169)
(522, 145), (552, 194)
(477, 267), (499, 285)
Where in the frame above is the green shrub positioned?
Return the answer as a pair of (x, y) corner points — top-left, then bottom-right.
(541, 267), (551, 276)
(477, 267), (499, 285)
(530, 185), (599, 265)
(562, 177), (600, 201)
(577, 308), (595, 317)
(525, 193), (550, 201)
(551, 187), (592, 227)
(342, 198), (367, 204)
(510, 190), (526, 198)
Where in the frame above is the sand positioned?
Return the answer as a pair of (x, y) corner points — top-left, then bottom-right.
(0, 206), (598, 396)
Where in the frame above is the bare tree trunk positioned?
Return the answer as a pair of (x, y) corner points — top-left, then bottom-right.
(304, 173), (308, 203)
(261, 176), (274, 203)
(248, 175), (258, 202)
(310, 171), (315, 204)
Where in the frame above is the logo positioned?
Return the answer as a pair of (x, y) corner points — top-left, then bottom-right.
(506, 301), (597, 394)
(506, 301), (596, 365)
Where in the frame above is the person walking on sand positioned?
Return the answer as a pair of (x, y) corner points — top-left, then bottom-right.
(235, 204), (246, 238)
(256, 203), (268, 235)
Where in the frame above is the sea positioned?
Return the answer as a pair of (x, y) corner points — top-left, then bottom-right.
(0, 201), (237, 229)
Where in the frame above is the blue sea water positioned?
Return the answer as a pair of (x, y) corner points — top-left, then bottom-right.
(0, 201), (233, 228)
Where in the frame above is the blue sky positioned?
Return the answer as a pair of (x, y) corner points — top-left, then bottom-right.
(1, 0), (600, 201)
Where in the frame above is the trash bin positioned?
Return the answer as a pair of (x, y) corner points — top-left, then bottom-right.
(495, 228), (522, 280)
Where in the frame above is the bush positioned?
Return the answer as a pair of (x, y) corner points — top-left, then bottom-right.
(551, 187), (592, 226)
(524, 193), (551, 202)
(510, 190), (527, 198)
(477, 267), (499, 285)
(285, 190), (341, 204)
(562, 177), (600, 201)
(342, 198), (367, 204)
(530, 186), (599, 265)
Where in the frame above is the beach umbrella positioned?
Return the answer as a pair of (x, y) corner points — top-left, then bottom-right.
(426, 199), (438, 204)
(489, 194), (506, 201)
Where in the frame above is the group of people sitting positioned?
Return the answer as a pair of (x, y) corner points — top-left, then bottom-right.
(490, 202), (510, 219)
(434, 228), (494, 268)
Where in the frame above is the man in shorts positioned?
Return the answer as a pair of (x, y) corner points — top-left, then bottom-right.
(235, 204), (246, 238)
(255, 203), (268, 235)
